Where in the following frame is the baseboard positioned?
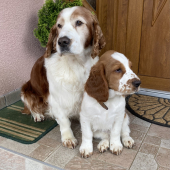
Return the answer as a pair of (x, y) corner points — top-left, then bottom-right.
(137, 88), (170, 99)
(0, 88), (21, 110)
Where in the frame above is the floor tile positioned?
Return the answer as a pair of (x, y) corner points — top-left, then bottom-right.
(65, 156), (126, 170)
(130, 123), (149, 133)
(45, 126), (61, 141)
(0, 148), (25, 170)
(161, 139), (170, 149)
(158, 167), (170, 170)
(43, 165), (58, 170)
(126, 109), (136, 122)
(144, 135), (161, 146)
(130, 152), (158, 170)
(25, 158), (43, 170)
(37, 136), (61, 149)
(29, 145), (54, 161)
(0, 139), (39, 155)
(0, 136), (7, 145)
(139, 143), (159, 157)
(132, 117), (151, 128)
(45, 145), (79, 168)
(147, 124), (170, 140)
(130, 129), (145, 142)
(156, 148), (170, 168)
(131, 140), (142, 151)
(98, 148), (137, 169)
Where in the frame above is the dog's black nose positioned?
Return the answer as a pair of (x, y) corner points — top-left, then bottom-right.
(132, 80), (141, 88)
(58, 36), (71, 48)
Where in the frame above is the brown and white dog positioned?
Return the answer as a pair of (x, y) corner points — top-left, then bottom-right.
(21, 6), (106, 148)
(79, 50), (141, 158)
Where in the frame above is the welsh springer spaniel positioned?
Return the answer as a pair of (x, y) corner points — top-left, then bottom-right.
(21, 6), (106, 149)
(79, 50), (141, 158)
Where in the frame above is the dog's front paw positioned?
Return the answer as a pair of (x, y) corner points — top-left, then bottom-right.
(97, 139), (109, 153)
(122, 136), (135, 149)
(33, 113), (45, 122)
(62, 138), (78, 149)
(110, 142), (123, 155)
(79, 143), (93, 158)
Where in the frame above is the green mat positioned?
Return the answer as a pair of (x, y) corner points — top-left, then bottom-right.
(0, 100), (58, 144)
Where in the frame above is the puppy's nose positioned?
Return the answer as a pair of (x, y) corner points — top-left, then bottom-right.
(132, 80), (141, 88)
(58, 36), (71, 48)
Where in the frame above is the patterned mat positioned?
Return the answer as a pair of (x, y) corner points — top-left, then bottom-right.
(0, 100), (58, 144)
(126, 94), (170, 127)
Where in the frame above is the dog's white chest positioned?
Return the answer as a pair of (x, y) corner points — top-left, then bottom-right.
(45, 53), (98, 117)
(81, 92), (125, 131)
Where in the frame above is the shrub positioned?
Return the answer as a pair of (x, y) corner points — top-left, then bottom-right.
(34, 0), (83, 47)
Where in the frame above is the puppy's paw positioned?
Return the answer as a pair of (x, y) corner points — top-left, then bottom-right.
(62, 138), (78, 149)
(97, 139), (109, 153)
(110, 142), (123, 155)
(79, 144), (93, 158)
(33, 113), (45, 122)
(122, 136), (135, 149)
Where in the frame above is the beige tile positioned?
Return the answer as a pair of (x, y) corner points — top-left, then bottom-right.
(147, 124), (170, 140)
(65, 156), (126, 170)
(126, 109), (136, 122)
(161, 139), (170, 149)
(130, 123), (149, 133)
(0, 148), (25, 170)
(43, 165), (58, 170)
(0, 139), (39, 155)
(0, 136), (7, 145)
(45, 145), (79, 168)
(98, 148), (137, 169)
(158, 167), (170, 170)
(132, 140), (142, 151)
(25, 158), (43, 170)
(130, 129), (145, 142)
(132, 117), (151, 128)
(37, 136), (61, 149)
(144, 135), (161, 146)
(156, 148), (170, 168)
(139, 143), (159, 157)
(29, 145), (54, 161)
(45, 126), (61, 141)
(130, 152), (158, 170)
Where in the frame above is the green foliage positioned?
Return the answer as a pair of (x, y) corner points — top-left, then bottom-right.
(34, 0), (83, 47)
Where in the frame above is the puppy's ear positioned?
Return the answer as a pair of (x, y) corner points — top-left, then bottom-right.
(85, 62), (108, 109)
(91, 15), (106, 58)
(44, 24), (58, 58)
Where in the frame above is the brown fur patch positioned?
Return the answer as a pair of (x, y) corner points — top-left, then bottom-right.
(21, 56), (49, 115)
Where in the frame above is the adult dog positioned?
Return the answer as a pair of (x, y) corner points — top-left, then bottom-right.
(21, 6), (105, 149)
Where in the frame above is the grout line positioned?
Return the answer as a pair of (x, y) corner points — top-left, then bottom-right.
(128, 122), (152, 169)
(0, 146), (63, 170)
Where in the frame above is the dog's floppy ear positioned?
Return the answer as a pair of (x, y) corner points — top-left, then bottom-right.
(44, 24), (58, 58)
(91, 15), (106, 58)
(85, 62), (108, 109)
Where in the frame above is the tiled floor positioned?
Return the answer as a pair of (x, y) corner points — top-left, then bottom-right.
(0, 109), (170, 170)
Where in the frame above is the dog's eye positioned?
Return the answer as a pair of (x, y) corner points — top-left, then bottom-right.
(76, 20), (83, 26)
(58, 24), (62, 28)
(115, 68), (122, 73)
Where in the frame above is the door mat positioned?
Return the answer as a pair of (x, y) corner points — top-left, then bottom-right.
(126, 94), (170, 127)
(0, 100), (58, 144)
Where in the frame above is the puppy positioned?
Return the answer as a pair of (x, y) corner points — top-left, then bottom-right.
(79, 50), (141, 158)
